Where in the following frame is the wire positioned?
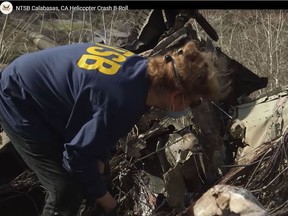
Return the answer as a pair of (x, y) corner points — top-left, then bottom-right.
(210, 101), (233, 119)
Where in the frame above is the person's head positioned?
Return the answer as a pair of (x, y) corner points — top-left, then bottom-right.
(146, 41), (220, 112)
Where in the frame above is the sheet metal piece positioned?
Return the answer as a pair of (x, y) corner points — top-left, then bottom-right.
(233, 88), (288, 164)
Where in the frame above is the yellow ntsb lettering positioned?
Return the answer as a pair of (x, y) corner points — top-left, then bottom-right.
(77, 43), (134, 75)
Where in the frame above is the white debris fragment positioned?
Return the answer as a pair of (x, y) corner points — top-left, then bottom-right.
(192, 184), (268, 216)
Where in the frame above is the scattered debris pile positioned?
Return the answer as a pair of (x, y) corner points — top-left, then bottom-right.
(219, 86), (288, 216)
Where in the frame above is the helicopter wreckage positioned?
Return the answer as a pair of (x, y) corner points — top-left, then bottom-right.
(1, 9), (288, 216)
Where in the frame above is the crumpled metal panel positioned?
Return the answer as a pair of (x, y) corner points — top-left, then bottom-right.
(233, 87), (288, 164)
(165, 133), (198, 167)
(163, 131), (208, 207)
(192, 185), (268, 216)
(140, 171), (165, 195)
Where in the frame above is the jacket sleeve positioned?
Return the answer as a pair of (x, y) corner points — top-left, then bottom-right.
(62, 107), (111, 199)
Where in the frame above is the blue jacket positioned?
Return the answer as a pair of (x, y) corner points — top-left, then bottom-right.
(0, 43), (150, 198)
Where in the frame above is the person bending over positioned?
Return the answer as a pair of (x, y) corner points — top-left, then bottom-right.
(0, 41), (220, 215)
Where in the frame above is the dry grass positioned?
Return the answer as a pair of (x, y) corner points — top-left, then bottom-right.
(1, 10), (287, 94)
(0, 10), (138, 64)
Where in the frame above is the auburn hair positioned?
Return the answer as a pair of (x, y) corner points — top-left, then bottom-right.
(147, 41), (220, 102)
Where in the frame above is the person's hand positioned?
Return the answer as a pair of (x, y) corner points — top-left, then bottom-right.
(96, 191), (117, 213)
